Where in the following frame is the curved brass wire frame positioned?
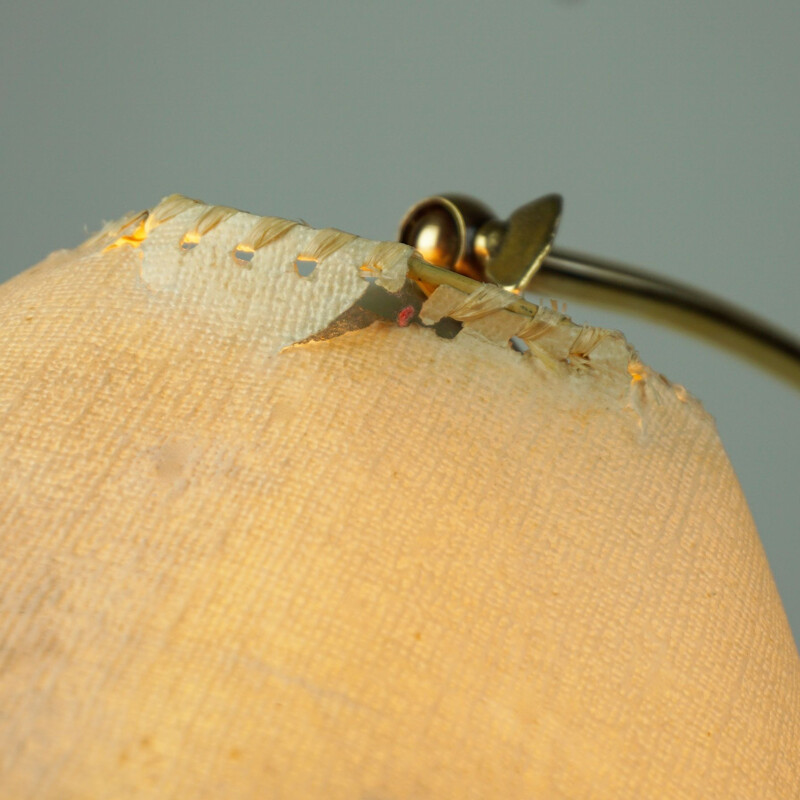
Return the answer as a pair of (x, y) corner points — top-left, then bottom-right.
(401, 195), (800, 389)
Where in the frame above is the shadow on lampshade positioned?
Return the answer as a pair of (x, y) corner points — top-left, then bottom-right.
(0, 196), (797, 799)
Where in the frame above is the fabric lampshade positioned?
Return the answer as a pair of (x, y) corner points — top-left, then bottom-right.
(0, 196), (797, 798)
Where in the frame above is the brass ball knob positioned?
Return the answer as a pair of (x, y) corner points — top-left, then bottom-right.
(473, 219), (507, 264)
(398, 195), (497, 282)
(400, 205), (461, 270)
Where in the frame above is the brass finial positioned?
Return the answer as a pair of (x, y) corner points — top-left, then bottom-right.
(398, 193), (563, 293)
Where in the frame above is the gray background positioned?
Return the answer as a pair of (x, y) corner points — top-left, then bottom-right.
(2, 1), (798, 641)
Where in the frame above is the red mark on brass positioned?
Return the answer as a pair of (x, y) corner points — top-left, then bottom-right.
(397, 305), (415, 327)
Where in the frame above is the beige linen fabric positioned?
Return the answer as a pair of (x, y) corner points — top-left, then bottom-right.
(0, 200), (797, 798)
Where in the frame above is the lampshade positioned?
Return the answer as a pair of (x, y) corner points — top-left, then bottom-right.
(0, 196), (797, 798)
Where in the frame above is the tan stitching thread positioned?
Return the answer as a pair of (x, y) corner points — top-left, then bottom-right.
(239, 216), (301, 251)
(300, 229), (358, 263)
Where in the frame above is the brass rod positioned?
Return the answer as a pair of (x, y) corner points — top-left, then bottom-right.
(407, 256), (541, 319)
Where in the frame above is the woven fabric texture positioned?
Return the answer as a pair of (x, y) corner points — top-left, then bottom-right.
(0, 201), (797, 799)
